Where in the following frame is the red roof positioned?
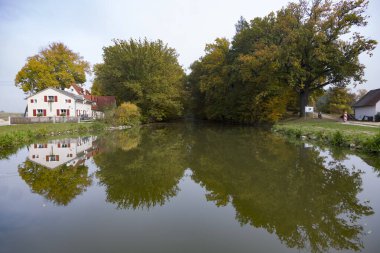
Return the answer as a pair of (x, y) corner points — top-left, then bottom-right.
(84, 95), (116, 111)
(71, 84), (91, 95)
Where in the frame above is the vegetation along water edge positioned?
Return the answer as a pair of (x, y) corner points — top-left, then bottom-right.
(273, 119), (380, 153)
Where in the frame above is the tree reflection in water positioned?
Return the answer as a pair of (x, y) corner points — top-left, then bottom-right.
(18, 160), (92, 206)
(94, 126), (186, 210)
(189, 126), (373, 253)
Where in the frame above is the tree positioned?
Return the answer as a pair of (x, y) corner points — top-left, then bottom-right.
(327, 87), (356, 113)
(114, 102), (141, 126)
(93, 38), (185, 122)
(316, 87), (356, 113)
(275, 0), (377, 116)
(189, 19), (292, 123)
(188, 38), (231, 121)
(15, 42), (90, 94)
(355, 89), (368, 101)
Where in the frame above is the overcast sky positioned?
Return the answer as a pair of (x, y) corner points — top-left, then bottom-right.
(0, 0), (379, 112)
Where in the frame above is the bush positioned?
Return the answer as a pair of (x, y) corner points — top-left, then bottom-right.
(363, 133), (380, 153)
(90, 122), (106, 132)
(0, 134), (14, 148)
(114, 102), (141, 126)
(331, 131), (345, 146)
(77, 125), (88, 133)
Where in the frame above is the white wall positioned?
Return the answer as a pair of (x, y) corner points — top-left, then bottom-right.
(27, 88), (92, 117)
(354, 106), (377, 120)
(75, 100), (92, 117)
(376, 101), (380, 115)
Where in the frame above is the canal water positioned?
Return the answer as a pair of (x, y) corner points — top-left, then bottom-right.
(0, 123), (379, 253)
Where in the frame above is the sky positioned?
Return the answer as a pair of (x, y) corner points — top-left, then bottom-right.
(0, 0), (379, 113)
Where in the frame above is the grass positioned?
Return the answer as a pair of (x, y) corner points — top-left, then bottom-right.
(273, 118), (380, 153)
(0, 122), (106, 149)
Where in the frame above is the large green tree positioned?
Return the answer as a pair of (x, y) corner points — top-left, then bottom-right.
(93, 38), (185, 122)
(189, 0), (376, 122)
(15, 42), (90, 94)
(274, 0), (376, 116)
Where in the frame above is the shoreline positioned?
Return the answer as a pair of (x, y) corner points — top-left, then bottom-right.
(272, 119), (380, 153)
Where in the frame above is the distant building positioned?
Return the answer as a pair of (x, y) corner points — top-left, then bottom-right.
(26, 87), (92, 117)
(353, 89), (380, 121)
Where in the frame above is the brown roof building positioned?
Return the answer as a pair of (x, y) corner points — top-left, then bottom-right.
(84, 95), (116, 111)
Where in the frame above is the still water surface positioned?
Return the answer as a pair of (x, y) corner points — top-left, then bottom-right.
(0, 123), (379, 253)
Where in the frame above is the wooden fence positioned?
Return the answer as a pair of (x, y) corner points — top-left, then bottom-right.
(10, 116), (81, 124)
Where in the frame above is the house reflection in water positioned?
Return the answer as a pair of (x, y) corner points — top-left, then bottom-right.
(18, 136), (98, 206)
(27, 136), (99, 169)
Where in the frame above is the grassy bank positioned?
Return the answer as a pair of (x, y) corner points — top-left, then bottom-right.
(273, 118), (380, 153)
(0, 122), (106, 149)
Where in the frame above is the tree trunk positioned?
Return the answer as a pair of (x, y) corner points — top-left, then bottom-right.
(299, 90), (309, 117)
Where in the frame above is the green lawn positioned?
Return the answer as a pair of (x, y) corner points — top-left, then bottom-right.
(273, 118), (380, 153)
(0, 122), (106, 149)
(0, 122), (93, 135)
(277, 118), (379, 135)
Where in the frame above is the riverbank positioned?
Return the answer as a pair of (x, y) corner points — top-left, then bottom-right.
(273, 118), (380, 153)
(0, 122), (106, 149)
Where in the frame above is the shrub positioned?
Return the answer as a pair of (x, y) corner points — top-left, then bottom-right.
(114, 102), (141, 126)
(78, 125), (88, 133)
(331, 131), (345, 146)
(363, 133), (380, 153)
(0, 134), (14, 148)
(35, 128), (48, 137)
(90, 122), (105, 132)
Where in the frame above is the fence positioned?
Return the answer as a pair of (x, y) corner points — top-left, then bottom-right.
(10, 116), (81, 125)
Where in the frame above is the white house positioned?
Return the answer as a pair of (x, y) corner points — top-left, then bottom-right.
(26, 87), (92, 117)
(353, 89), (380, 121)
(27, 136), (98, 169)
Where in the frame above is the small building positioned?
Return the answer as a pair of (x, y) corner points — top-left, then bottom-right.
(27, 87), (92, 117)
(84, 95), (116, 118)
(353, 88), (380, 121)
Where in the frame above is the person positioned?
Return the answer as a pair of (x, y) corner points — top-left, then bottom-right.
(343, 111), (348, 122)
(318, 111), (322, 119)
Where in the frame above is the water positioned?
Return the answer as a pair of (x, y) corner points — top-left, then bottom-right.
(0, 123), (379, 253)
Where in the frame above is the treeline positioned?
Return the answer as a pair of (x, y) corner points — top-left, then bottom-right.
(187, 0), (376, 123)
(15, 0), (376, 124)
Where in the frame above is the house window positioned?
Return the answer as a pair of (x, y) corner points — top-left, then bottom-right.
(30, 99), (37, 103)
(36, 109), (46, 116)
(65, 99), (71, 103)
(46, 155), (59, 162)
(48, 96), (55, 101)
